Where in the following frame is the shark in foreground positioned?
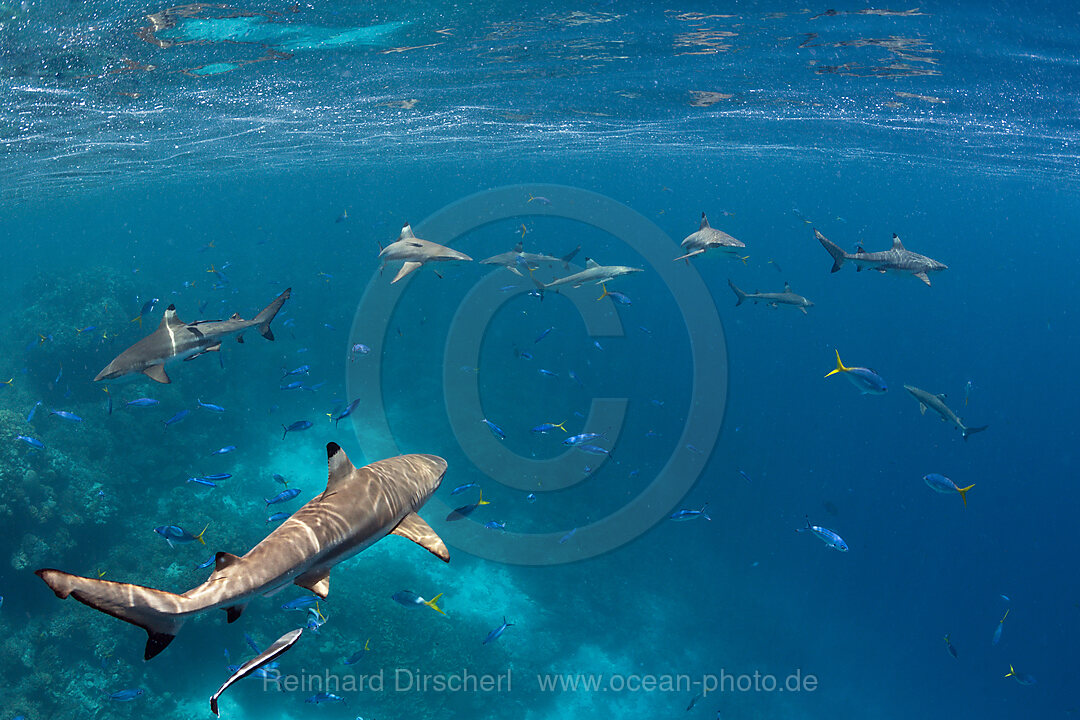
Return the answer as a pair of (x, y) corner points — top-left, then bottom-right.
(815, 229), (946, 286)
(904, 384), (988, 440)
(534, 258), (643, 297)
(94, 288), (291, 384)
(37, 444), (449, 660)
(378, 223), (473, 283)
(674, 212), (745, 262)
(728, 279), (813, 314)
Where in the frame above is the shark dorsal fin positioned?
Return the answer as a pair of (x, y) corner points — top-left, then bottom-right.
(585, 258), (600, 269)
(157, 305), (185, 332)
(294, 569), (330, 598)
(399, 223), (416, 240)
(784, 282), (793, 292)
(699, 212), (710, 230)
(937, 393), (947, 401)
(892, 234), (906, 250)
(215, 552), (242, 572)
(392, 512), (450, 562)
(325, 442), (355, 490)
(513, 241), (524, 253)
(229, 312), (241, 321)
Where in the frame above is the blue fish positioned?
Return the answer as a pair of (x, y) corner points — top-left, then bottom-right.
(797, 516), (848, 552)
(526, 493), (536, 503)
(125, 398), (159, 408)
(109, 688), (144, 702)
(516, 350), (533, 360)
(26, 400), (42, 422)
(563, 432), (603, 446)
(333, 398), (361, 427)
(824, 351), (888, 395)
(343, 639), (370, 665)
(272, 473), (289, 487)
(164, 409), (190, 430)
(350, 343), (371, 359)
(203, 473), (232, 481)
(305, 692), (345, 704)
(482, 418), (506, 440)
(16, 435), (45, 450)
(538, 369), (558, 378)
(281, 595), (321, 611)
(280, 380), (305, 390)
(197, 399), (225, 412)
(283, 365), (310, 377)
(483, 617), (514, 645)
(211, 445), (236, 456)
(670, 504), (711, 521)
(559, 527), (577, 544)
(450, 482), (479, 496)
(49, 409), (82, 423)
(154, 524), (208, 548)
(266, 511), (292, 523)
(266, 488), (301, 505)
(186, 477), (217, 488)
(196, 556), (216, 569)
(244, 632), (261, 654)
(484, 520), (507, 531)
(534, 327), (554, 343)
(578, 445), (609, 455)
(282, 420), (312, 439)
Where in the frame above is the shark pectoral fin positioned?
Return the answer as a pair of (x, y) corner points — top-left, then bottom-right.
(800, 306), (808, 315)
(224, 603), (248, 623)
(392, 261), (423, 284)
(391, 512), (450, 562)
(915, 271), (931, 286)
(206, 343), (222, 352)
(143, 364), (171, 383)
(294, 570), (330, 598)
(919, 403), (927, 415)
(508, 266), (524, 277)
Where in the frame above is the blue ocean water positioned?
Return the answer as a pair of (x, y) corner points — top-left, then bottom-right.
(2, 1), (1079, 719)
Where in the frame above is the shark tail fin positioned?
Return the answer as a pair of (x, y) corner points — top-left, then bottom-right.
(962, 425), (989, 441)
(727, 279), (748, 306)
(35, 568), (189, 660)
(815, 229), (847, 272)
(254, 288), (292, 341)
(425, 592), (446, 616)
(825, 350), (848, 378)
(956, 483), (975, 507)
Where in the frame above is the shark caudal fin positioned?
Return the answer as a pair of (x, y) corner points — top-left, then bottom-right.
(35, 569), (191, 660)
(824, 350), (849, 379)
(956, 483), (975, 508)
(815, 229), (847, 273)
(962, 424), (989, 441)
(254, 288), (292, 341)
(727, 279), (749, 306)
(424, 592), (446, 616)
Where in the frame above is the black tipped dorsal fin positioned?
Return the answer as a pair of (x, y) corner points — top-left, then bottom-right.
(392, 512), (450, 562)
(513, 241), (524, 253)
(157, 305), (185, 331)
(585, 258), (600, 268)
(699, 212), (710, 230)
(784, 281), (793, 292)
(215, 552), (242, 572)
(326, 442), (355, 489)
(892, 233), (906, 250)
(229, 312), (241, 321)
(399, 223), (415, 240)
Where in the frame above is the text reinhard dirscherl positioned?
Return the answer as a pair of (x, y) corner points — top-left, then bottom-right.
(261, 668), (818, 695)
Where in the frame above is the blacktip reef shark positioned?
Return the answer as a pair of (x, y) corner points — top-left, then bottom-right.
(533, 258), (643, 297)
(210, 627), (303, 716)
(480, 242), (564, 276)
(37, 444), (449, 660)
(815, 229), (947, 286)
(94, 288), (291, 384)
(674, 212), (746, 262)
(728, 279), (813, 314)
(904, 384), (988, 440)
(378, 223), (473, 284)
